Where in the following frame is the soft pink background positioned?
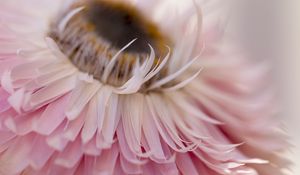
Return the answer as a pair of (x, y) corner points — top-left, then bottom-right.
(276, 1), (300, 174)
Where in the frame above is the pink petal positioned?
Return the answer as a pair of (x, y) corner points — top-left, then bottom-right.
(81, 96), (98, 144)
(94, 143), (119, 174)
(29, 136), (55, 170)
(55, 137), (83, 168)
(35, 94), (70, 135)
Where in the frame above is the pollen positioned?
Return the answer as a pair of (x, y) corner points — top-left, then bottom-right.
(49, 0), (170, 86)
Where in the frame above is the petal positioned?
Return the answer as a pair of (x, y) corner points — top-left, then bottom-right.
(81, 96), (98, 144)
(101, 93), (120, 147)
(0, 134), (35, 174)
(176, 153), (199, 175)
(27, 75), (76, 110)
(94, 143), (119, 174)
(29, 136), (55, 170)
(55, 137), (83, 168)
(66, 80), (101, 120)
(35, 94), (70, 135)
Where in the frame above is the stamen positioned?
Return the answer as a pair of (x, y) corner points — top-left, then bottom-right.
(58, 6), (85, 33)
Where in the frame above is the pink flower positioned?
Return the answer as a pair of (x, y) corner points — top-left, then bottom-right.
(0, 0), (288, 174)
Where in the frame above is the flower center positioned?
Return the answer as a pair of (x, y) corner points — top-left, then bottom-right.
(49, 0), (170, 86)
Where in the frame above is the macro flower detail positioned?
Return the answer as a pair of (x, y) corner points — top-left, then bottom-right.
(0, 0), (288, 175)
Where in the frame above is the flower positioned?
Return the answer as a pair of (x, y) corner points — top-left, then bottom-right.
(0, 0), (288, 175)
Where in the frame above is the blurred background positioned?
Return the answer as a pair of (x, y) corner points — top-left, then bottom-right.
(228, 0), (300, 174)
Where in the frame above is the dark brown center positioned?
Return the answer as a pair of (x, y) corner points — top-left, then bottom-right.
(85, 0), (163, 53)
(49, 0), (170, 86)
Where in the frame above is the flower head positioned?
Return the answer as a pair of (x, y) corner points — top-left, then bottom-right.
(0, 0), (288, 174)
